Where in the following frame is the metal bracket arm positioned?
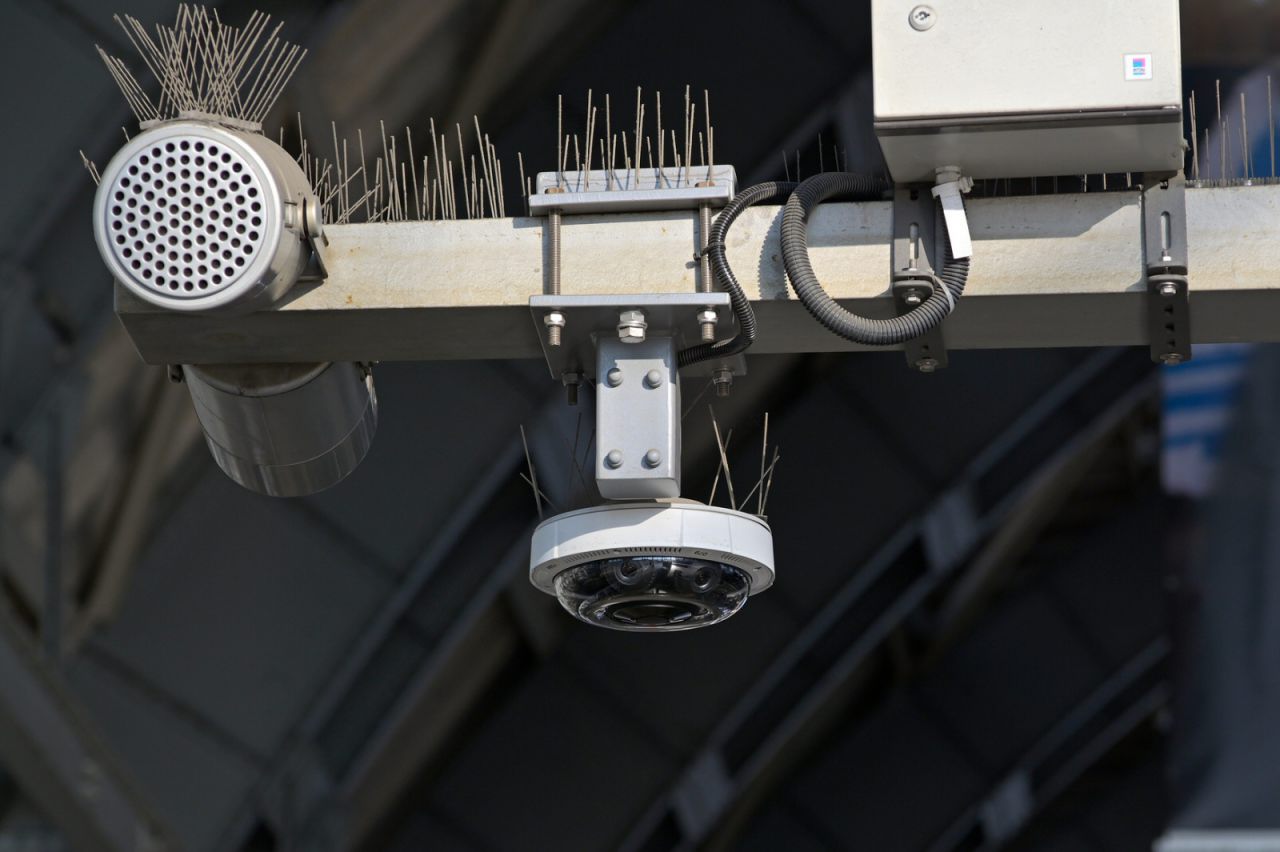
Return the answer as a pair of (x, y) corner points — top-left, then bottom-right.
(299, 196), (330, 282)
(596, 335), (681, 499)
(1143, 172), (1191, 365)
(892, 185), (948, 372)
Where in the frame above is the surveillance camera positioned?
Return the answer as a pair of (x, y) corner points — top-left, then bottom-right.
(530, 501), (775, 632)
(93, 120), (320, 315)
(183, 361), (377, 497)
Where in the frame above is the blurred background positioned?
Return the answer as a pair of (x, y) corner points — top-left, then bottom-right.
(2, 0), (1280, 849)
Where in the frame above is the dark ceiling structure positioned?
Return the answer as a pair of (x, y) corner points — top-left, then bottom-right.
(4, 0), (1277, 849)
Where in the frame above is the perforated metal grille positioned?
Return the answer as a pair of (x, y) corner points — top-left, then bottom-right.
(105, 134), (267, 296)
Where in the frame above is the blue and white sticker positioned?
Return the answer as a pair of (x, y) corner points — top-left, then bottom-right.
(1125, 53), (1153, 81)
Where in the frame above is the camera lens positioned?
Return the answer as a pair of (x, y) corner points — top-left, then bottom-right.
(552, 555), (751, 631)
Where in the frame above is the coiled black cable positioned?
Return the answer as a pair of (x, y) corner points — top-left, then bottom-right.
(678, 181), (797, 369)
(780, 172), (970, 346)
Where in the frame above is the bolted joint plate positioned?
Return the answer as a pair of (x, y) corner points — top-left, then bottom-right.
(596, 336), (681, 499)
(530, 292), (732, 381)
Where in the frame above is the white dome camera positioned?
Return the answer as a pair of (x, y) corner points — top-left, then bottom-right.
(530, 501), (775, 631)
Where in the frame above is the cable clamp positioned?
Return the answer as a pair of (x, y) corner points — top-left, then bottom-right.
(931, 169), (974, 260)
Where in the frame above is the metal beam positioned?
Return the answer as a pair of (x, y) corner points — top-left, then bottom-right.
(115, 185), (1280, 365)
(0, 607), (173, 851)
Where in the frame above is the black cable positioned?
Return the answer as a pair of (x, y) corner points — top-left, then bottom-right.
(678, 181), (798, 369)
(780, 172), (970, 346)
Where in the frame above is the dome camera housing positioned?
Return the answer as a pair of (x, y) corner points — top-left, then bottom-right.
(530, 501), (775, 632)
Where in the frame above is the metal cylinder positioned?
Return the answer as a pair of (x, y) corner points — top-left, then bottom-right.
(93, 120), (319, 315)
(183, 362), (377, 497)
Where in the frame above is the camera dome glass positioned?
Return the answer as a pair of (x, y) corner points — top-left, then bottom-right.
(553, 556), (751, 631)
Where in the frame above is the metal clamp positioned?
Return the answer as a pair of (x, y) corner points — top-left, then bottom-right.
(891, 185), (948, 372)
(531, 166), (742, 371)
(1142, 172), (1191, 365)
(299, 196), (329, 281)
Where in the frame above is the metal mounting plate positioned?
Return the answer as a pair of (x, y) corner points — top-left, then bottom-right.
(529, 166), (737, 215)
(1143, 172), (1191, 364)
(891, 185), (948, 371)
(530, 292), (732, 380)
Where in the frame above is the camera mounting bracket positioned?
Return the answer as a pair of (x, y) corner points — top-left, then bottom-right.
(528, 294), (738, 500)
(1142, 172), (1191, 365)
(891, 184), (949, 372)
(595, 334), (681, 499)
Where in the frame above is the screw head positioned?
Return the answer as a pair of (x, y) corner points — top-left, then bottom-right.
(605, 449), (624, 469)
(606, 367), (624, 387)
(1159, 282), (1179, 297)
(915, 358), (939, 373)
(643, 449), (662, 468)
(903, 292), (923, 307)
(1161, 353), (1185, 365)
(909, 4), (936, 31)
(644, 369), (663, 388)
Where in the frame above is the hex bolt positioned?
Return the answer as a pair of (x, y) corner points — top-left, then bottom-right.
(544, 187), (563, 297)
(713, 368), (733, 398)
(697, 201), (716, 341)
(909, 4), (936, 30)
(643, 449), (663, 468)
(1159, 282), (1179, 297)
(618, 310), (647, 344)
(606, 367), (624, 387)
(562, 371), (581, 406)
(903, 292), (923, 307)
(544, 311), (566, 347)
(1162, 353), (1184, 365)
(605, 449), (624, 469)
(697, 309), (718, 342)
(644, 369), (663, 388)
(915, 357), (939, 373)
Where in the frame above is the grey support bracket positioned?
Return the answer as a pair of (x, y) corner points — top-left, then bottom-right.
(891, 185), (948, 372)
(596, 336), (680, 499)
(1142, 172), (1192, 365)
(526, 294), (742, 500)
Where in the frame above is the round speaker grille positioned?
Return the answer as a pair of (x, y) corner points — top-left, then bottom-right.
(104, 134), (268, 298)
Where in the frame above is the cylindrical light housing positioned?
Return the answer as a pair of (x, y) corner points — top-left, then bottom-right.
(183, 362), (377, 497)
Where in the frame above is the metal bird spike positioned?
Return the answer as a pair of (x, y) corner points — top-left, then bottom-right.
(706, 409), (779, 519)
(517, 416), (600, 514)
(549, 88), (717, 192)
(98, 5), (306, 129)
(290, 116), (510, 223)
